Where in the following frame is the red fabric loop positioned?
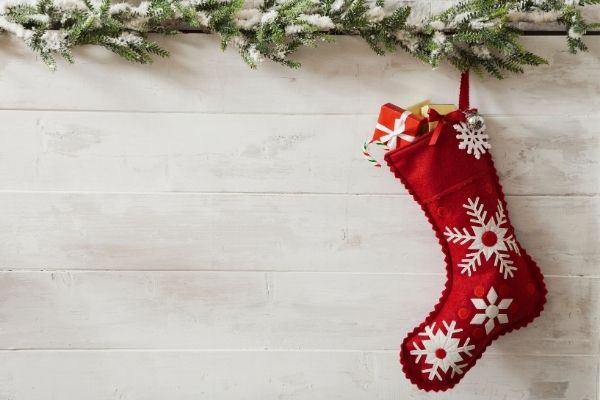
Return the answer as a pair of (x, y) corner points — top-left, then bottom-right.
(459, 70), (469, 111)
(426, 71), (470, 146)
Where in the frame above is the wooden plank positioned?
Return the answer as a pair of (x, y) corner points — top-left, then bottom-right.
(1, 111), (598, 195)
(1, 35), (600, 115)
(0, 350), (595, 400)
(0, 271), (596, 354)
(0, 193), (596, 275)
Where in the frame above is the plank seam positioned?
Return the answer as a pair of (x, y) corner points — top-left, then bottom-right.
(0, 190), (597, 197)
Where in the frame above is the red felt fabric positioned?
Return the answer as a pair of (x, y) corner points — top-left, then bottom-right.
(459, 70), (470, 111)
(384, 120), (547, 392)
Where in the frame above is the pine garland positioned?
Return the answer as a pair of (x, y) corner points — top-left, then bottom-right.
(0, 0), (597, 78)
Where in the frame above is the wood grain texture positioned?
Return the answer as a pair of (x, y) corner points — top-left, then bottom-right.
(1, 34), (599, 399)
(0, 351), (595, 400)
(2, 35), (600, 115)
(0, 193), (596, 276)
(0, 111), (598, 195)
(0, 271), (597, 355)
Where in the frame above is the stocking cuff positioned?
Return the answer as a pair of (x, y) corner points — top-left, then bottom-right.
(384, 124), (492, 204)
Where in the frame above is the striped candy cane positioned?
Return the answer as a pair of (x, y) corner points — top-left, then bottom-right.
(362, 138), (389, 168)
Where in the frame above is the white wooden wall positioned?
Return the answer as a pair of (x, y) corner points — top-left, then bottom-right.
(1, 33), (599, 399)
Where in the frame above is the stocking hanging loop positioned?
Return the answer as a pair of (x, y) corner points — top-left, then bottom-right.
(427, 71), (470, 145)
(459, 70), (469, 111)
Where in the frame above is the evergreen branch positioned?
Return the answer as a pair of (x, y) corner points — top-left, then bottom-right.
(0, 0), (595, 77)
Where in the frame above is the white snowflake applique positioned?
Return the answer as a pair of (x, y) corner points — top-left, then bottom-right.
(471, 287), (513, 334)
(444, 197), (521, 279)
(410, 321), (475, 381)
(453, 121), (491, 159)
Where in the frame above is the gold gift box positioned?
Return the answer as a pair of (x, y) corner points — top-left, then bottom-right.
(404, 101), (457, 135)
(421, 103), (457, 132)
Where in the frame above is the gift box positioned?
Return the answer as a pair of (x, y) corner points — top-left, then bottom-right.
(372, 102), (428, 150)
(421, 103), (457, 132)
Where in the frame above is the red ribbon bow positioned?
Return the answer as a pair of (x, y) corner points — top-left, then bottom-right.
(427, 109), (467, 145)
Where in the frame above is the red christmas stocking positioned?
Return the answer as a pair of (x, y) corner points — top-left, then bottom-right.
(384, 72), (546, 391)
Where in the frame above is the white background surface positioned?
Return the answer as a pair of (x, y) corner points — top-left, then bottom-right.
(0, 32), (599, 399)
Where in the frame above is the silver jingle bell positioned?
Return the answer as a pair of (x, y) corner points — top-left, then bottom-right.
(466, 112), (485, 130)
